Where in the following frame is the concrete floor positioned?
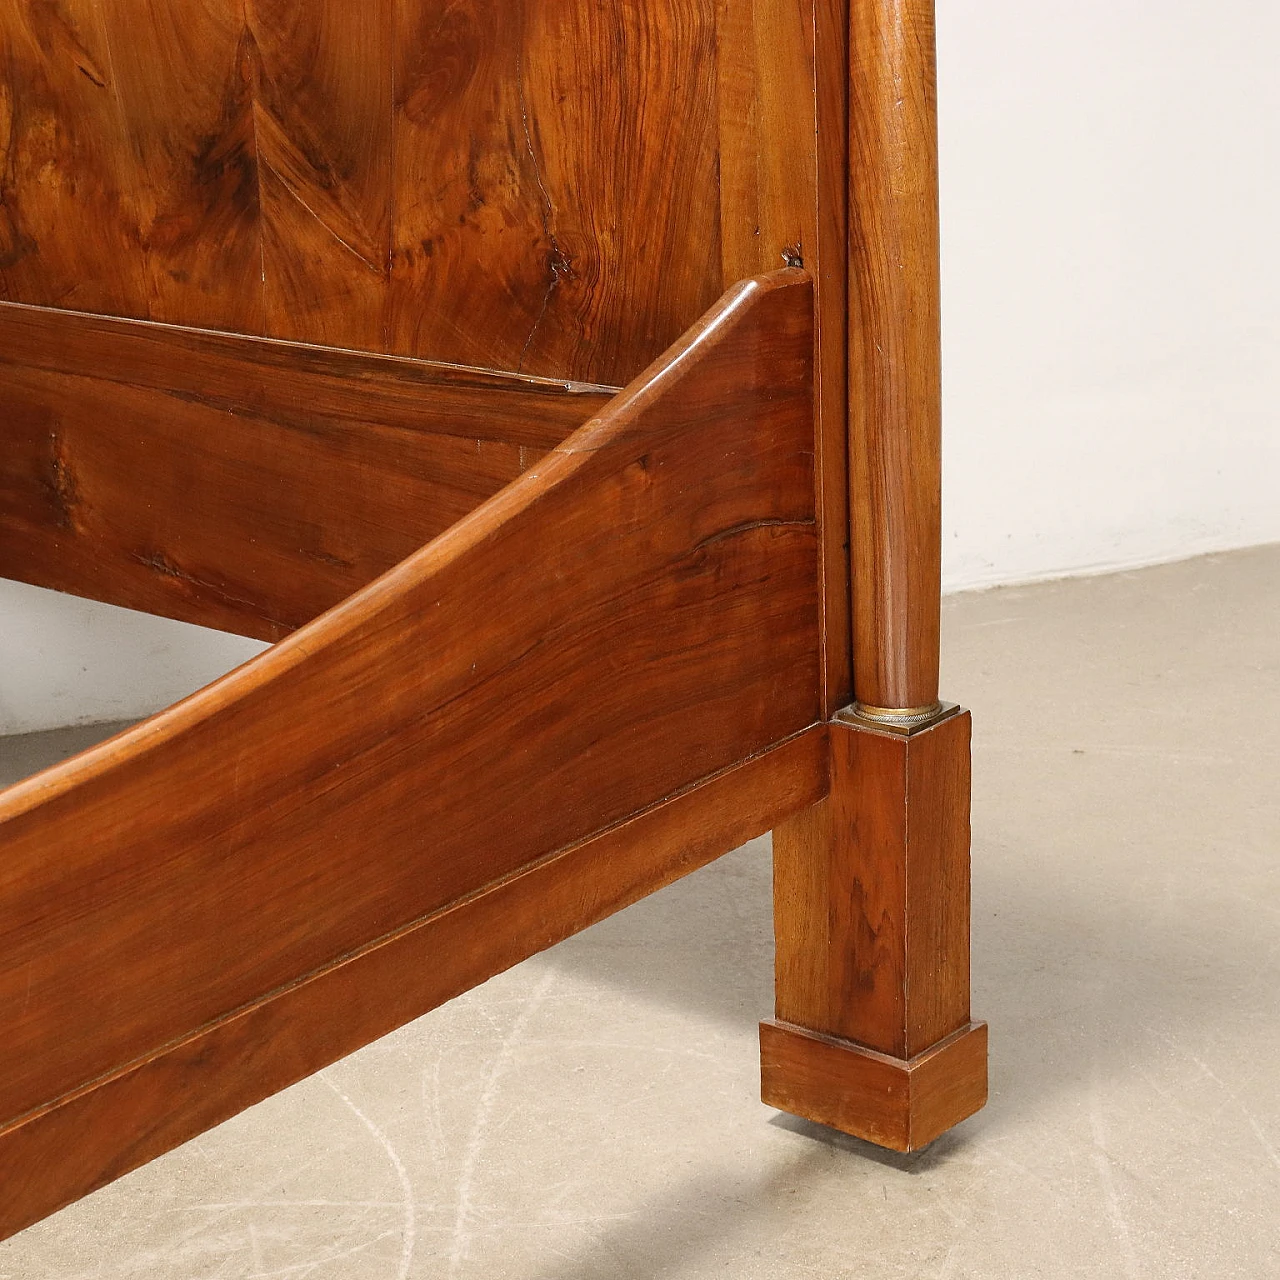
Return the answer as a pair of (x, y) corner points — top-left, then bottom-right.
(1, 545), (1277, 1278)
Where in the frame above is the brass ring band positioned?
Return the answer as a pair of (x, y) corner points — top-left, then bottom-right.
(852, 701), (943, 726)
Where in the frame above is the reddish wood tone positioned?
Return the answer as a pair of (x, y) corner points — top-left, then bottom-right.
(773, 712), (972, 1056)
(0, 2), (147, 316)
(249, 0), (394, 349)
(760, 1019), (987, 1152)
(762, 716), (983, 1146)
(0, 0), (739, 387)
(753, 0), (987, 1147)
(717, 0), (852, 715)
(102, 0), (268, 332)
(389, 0), (724, 384)
(0, 302), (612, 639)
(847, 0), (943, 711)
(0, 0), (857, 701)
(752, 0), (985, 1158)
(717, 0), (814, 284)
(0, 273), (819, 1234)
(815, 0), (854, 714)
(0, 727), (826, 1241)
(0, 0), (986, 1226)
(764, 712), (986, 1143)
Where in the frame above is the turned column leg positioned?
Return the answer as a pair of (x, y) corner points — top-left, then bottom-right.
(761, 0), (986, 1149)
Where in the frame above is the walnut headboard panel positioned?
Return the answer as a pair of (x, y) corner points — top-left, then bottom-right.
(1, 0), (823, 387)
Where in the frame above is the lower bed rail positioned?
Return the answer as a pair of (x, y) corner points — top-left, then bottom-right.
(0, 269), (823, 1236)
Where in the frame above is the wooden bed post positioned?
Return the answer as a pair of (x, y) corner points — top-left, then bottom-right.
(760, 0), (988, 1150)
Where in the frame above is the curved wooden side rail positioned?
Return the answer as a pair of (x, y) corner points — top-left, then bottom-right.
(0, 269), (825, 1239)
(0, 303), (615, 640)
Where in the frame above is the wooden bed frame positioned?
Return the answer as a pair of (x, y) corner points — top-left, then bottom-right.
(0, 0), (986, 1238)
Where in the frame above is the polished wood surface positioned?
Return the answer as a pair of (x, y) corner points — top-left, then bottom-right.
(755, 0), (985, 1156)
(717, 0), (852, 714)
(0, 271), (819, 1234)
(0, 302), (612, 639)
(0, 0), (146, 316)
(252, 0), (395, 348)
(773, 712), (972, 1057)
(2, 728), (826, 1240)
(815, 0), (854, 713)
(847, 0), (943, 710)
(389, 0), (723, 383)
(760, 1018), (987, 1151)
(764, 711), (985, 1142)
(0, 0), (757, 387)
(0, 0), (988, 1220)
(0, 0), (852, 693)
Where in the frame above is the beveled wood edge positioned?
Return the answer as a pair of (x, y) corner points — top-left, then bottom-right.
(559, 267), (810, 452)
(0, 298), (622, 398)
(0, 726), (828, 1241)
(0, 269), (814, 827)
(759, 1019), (988, 1152)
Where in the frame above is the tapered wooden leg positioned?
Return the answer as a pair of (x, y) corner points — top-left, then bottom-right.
(761, 709), (987, 1151)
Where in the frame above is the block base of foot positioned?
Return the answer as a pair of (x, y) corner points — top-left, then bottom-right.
(760, 1018), (988, 1151)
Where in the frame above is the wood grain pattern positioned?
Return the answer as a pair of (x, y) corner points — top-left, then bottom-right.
(847, 0), (943, 710)
(717, 0), (852, 715)
(716, 0), (813, 285)
(387, 0), (723, 384)
(763, 713), (985, 1148)
(248, 0), (393, 348)
(815, 0), (853, 712)
(0, 727), (826, 1241)
(772, 712), (973, 1059)
(0, 0), (147, 314)
(0, 302), (613, 639)
(0, 0), (989, 1199)
(99, 0), (266, 332)
(384, 0), (554, 373)
(760, 1019), (987, 1151)
(0, 271), (818, 1164)
(1, 0), (740, 386)
(755, 0), (986, 1154)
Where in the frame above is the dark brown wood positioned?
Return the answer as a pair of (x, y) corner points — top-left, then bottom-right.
(847, 0), (942, 711)
(0, 272), (819, 1234)
(763, 711), (986, 1141)
(0, 302), (613, 639)
(1, 726), (825, 1241)
(760, 1019), (987, 1152)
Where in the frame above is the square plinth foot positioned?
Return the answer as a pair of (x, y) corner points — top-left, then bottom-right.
(760, 1018), (988, 1152)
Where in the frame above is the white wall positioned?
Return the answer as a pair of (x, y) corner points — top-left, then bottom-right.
(3, 0), (1278, 732)
(938, 0), (1280, 589)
